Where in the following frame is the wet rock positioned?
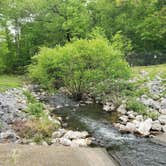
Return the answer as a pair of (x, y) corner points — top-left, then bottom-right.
(151, 120), (162, 131)
(158, 115), (166, 125)
(137, 118), (152, 136)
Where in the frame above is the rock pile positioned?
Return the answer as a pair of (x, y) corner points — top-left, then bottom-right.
(51, 129), (92, 147)
(0, 88), (27, 143)
(104, 75), (166, 137)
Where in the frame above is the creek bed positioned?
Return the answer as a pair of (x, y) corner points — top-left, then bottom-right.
(50, 97), (166, 166)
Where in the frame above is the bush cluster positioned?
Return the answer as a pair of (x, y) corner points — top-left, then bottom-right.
(29, 38), (131, 99)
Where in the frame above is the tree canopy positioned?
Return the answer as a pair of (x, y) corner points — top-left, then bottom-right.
(0, 0), (165, 73)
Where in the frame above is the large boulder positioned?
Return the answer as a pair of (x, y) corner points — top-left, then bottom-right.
(137, 118), (152, 136)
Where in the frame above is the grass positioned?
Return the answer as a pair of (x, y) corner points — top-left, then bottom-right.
(0, 75), (23, 92)
(132, 64), (166, 79)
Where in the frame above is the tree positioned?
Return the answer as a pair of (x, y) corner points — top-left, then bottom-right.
(29, 38), (130, 99)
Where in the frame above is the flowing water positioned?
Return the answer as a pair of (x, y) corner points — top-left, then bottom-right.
(49, 95), (166, 166)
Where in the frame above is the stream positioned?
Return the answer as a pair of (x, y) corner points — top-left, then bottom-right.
(49, 95), (166, 166)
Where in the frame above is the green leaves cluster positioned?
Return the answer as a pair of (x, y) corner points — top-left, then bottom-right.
(29, 38), (130, 99)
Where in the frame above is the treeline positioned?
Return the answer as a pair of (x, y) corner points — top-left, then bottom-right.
(0, 0), (165, 73)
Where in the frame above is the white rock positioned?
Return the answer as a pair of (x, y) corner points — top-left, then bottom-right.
(161, 98), (166, 110)
(159, 109), (166, 115)
(117, 105), (126, 114)
(119, 115), (128, 124)
(135, 115), (144, 122)
(52, 129), (67, 139)
(119, 122), (136, 133)
(103, 102), (115, 112)
(151, 120), (162, 131)
(158, 115), (166, 125)
(137, 118), (152, 136)
(162, 125), (166, 132)
(59, 138), (72, 146)
(63, 131), (89, 139)
(71, 138), (91, 147)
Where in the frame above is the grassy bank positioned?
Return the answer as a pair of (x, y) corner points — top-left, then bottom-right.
(0, 75), (23, 92)
(133, 64), (166, 79)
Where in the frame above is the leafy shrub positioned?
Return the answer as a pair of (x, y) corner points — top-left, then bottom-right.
(25, 102), (45, 118)
(126, 98), (147, 115)
(29, 38), (131, 99)
(23, 91), (36, 103)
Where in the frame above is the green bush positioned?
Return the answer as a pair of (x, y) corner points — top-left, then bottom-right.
(25, 102), (45, 118)
(126, 98), (147, 115)
(29, 38), (131, 99)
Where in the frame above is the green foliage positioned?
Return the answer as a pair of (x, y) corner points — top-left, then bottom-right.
(29, 38), (131, 98)
(0, 39), (9, 73)
(126, 98), (147, 114)
(25, 102), (45, 118)
(23, 91), (36, 103)
(0, 75), (22, 92)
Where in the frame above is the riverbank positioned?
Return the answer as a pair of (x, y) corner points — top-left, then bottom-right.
(0, 144), (117, 166)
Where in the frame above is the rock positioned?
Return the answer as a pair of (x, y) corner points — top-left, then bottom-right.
(161, 98), (166, 109)
(103, 102), (115, 112)
(135, 115), (144, 122)
(52, 129), (67, 139)
(159, 109), (166, 115)
(151, 120), (162, 131)
(0, 130), (18, 142)
(137, 118), (152, 136)
(162, 125), (166, 132)
(119, 115), (128, 124)
(119, 122), (136, 133)
(132, 119), (141, 128)
(63, 131), (89, 139)
(126, 111), (135, 119)
(158, 115), (166, 125)
(42, 141), (48, 146)
(117, 105), (126, 114)
(59, 138), (72, 146)
(140, 96), (160, 110)
(71, 138), (91, 147)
